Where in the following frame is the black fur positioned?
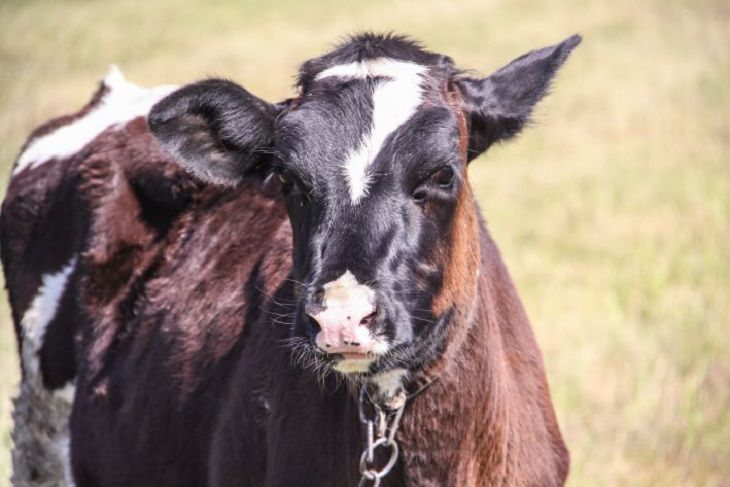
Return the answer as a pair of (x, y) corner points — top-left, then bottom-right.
(457, 34), (582, 160)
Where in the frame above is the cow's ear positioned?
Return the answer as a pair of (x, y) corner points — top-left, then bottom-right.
(148, 79), (280, 187)
(456, 35), (581, 161)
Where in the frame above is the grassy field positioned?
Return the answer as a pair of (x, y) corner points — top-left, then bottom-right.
(1, 0), (728, 485)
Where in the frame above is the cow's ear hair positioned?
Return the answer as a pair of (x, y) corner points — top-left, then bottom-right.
(148, 79), (280, 187)
(456, 34), (581, 161)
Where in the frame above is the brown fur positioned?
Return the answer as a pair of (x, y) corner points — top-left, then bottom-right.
(409, 86), (567, 484)
(400, 223), (569, 486)
(431, 83), (477, 315)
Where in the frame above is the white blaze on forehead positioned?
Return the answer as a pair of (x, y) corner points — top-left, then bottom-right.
(315, 58), (428, 203)
(14, 65), (177, 174)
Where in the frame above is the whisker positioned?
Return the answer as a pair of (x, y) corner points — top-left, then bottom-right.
(411, 316), (437, 324)
(283, 277), (309, 287)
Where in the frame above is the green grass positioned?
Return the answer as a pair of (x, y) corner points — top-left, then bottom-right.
(1, 0), (728, 485)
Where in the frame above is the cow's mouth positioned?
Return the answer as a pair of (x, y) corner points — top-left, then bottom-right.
(338, 352), (370, 360)
(332, 353), (375, 374)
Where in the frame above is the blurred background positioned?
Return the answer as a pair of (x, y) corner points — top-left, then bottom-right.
(0, 0), (728, 485)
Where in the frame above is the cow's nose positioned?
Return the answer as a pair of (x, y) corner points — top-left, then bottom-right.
(306, 271), (378, 355)
(310, 303), (377, 355)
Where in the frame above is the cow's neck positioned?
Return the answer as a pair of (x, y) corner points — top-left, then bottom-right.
(396, 216), (518, 485)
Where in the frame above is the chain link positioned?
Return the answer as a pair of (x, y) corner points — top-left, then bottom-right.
(358, 385), (406, 487)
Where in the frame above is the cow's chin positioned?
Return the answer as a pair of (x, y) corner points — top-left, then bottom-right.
(332, 355), (374, 374)
(329, 348), (394, 376)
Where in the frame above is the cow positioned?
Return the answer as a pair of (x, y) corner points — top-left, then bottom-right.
(1, 33), (579, 486)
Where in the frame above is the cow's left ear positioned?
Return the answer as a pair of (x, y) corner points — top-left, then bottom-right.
(456, 34), (581, 161)
(148, 79), (281, 187)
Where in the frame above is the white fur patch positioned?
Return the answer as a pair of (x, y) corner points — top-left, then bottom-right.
(55, 433), (75, 487)
(320, 270), (376, 314)
(370, 368), (408, 398)
(333, 358), (374, 374)
(14, 65), (177, 174)
(316, 58), (427, 203)
(21, 258), (77, 380)
(15, 258), (77, 486)
(53, 381), (77, 407)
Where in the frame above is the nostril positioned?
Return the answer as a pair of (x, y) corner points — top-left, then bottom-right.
(307, 314), (321, 333)
(359, 311), (377, 327)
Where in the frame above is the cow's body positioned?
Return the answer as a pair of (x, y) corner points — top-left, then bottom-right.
(2, 34), (577, 486)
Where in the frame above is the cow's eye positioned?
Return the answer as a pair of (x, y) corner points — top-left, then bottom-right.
(434, 166), (454, 187)
(277, 168), (294, 186)
(411, 165), (456, 205)
(412, 165), (456, 205)
(276, 168), (310, 206)
(277, 168), (304, 193)
(413, 189), (427, 203)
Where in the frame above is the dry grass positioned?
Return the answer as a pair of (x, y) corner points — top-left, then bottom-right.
(0, 0), (728, 485)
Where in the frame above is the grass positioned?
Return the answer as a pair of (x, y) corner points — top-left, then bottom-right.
(0, 0), (728, 485)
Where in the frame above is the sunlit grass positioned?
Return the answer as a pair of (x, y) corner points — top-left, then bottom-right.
(0, 0), (728, 485)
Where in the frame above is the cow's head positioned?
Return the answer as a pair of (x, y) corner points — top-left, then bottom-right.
(150, 33), (579, 381)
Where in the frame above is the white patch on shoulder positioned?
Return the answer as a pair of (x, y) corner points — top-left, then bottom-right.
(316, 58), (427, 203)
(369, 368), (408, 398)
(14, 65), (177, 175)
(13, 257), (78, 486)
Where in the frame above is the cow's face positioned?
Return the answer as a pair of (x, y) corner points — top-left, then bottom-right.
(150, 33), (579, 379)
(273, 58), (475, 377)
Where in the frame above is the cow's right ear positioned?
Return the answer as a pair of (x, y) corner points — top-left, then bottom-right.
(148, 79), (279, 187)
(455, 35), (581, 161)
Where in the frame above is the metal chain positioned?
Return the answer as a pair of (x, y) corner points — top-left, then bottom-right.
(358, 385), (406, 487)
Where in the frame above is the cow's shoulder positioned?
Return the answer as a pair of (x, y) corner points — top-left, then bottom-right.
(1, 67), (199, 330)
